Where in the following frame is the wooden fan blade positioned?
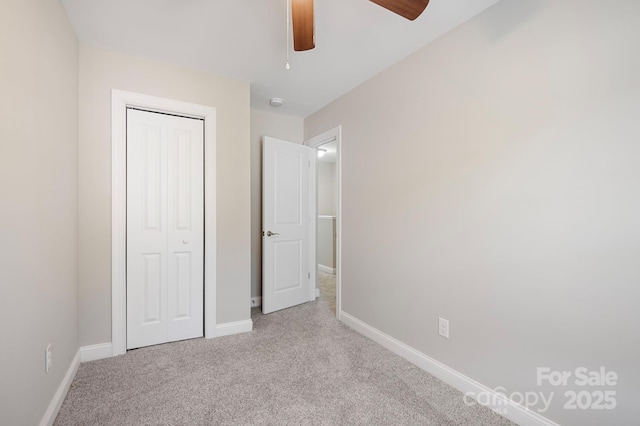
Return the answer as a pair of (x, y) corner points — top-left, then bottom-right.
(369, 0), (430, 21)
(292, 0), (315, 51)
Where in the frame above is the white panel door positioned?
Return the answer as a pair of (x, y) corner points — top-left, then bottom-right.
(262, 137), (316, 314)
(127, 108), (204, 349)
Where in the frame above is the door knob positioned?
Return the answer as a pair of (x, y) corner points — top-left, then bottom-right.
(266, 231), (279, 237)
(182, 240), (189, 244)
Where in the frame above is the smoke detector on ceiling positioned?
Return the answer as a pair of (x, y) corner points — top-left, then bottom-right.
(269, 97), (283, 107)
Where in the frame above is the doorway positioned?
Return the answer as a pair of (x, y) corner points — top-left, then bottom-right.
(111, 90), (217, 356)
(306, 126), (342, 319)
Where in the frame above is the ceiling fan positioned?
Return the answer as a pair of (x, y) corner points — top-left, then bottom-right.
(291, 0), (430, 51)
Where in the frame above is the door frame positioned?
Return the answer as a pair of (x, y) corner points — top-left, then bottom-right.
(111, 90), (216, 356)
(305, 125), (342, 320)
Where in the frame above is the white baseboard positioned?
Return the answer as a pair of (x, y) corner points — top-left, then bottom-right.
(80, 321), (253, 362)
(215, 319), (253, 337)
(39, 348), (80, 426)
(254, 293), (321, 304)
(318, 264), (336, 274)
(340, 312), (559, 426)
(80, 342), (113, 363)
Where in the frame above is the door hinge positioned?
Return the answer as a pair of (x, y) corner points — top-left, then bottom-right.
(308, 272), (311, 279)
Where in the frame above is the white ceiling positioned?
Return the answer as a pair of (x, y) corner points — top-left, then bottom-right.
(61, 0), (501, 117)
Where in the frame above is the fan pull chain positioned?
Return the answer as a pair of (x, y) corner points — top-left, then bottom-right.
(285, 0), (291, 70)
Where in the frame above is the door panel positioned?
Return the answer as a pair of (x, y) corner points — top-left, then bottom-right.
(274, 240), (302, 292)
(142, 253), (162, 324)
(262, 137), (316, 314)
(127, 109), (204, 349)
(167, 121), (203, 341)
(274, 150), (303, 225)
(173, 252), (192, 318)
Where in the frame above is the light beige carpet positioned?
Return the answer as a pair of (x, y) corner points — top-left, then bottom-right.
(318, 271), (336, 315)
(54, 275), (513, 425)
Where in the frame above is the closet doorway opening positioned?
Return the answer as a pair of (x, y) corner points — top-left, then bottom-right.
(111, 90), (217, 356)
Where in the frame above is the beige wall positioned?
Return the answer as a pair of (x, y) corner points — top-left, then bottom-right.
(0, 0), (79, 424)
(305, 1), (640, 424)
(317, 162), (337, 271)
(317, 162), (336, 216)
(79, 45), (251, 346)
(250, 110), (304, 299)
(317, 217), (336, 270)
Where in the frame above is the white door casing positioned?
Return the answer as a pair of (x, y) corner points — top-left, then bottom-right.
(126, 109), (204, 349)
(262, 137), (316, 314)
(111, 90), (217, 357)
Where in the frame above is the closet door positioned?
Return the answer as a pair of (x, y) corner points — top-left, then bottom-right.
(126, 108), (204, 350)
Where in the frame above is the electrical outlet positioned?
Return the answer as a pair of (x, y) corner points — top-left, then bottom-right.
(438, 317), (449, 339)
(45, 344), (52, 373)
